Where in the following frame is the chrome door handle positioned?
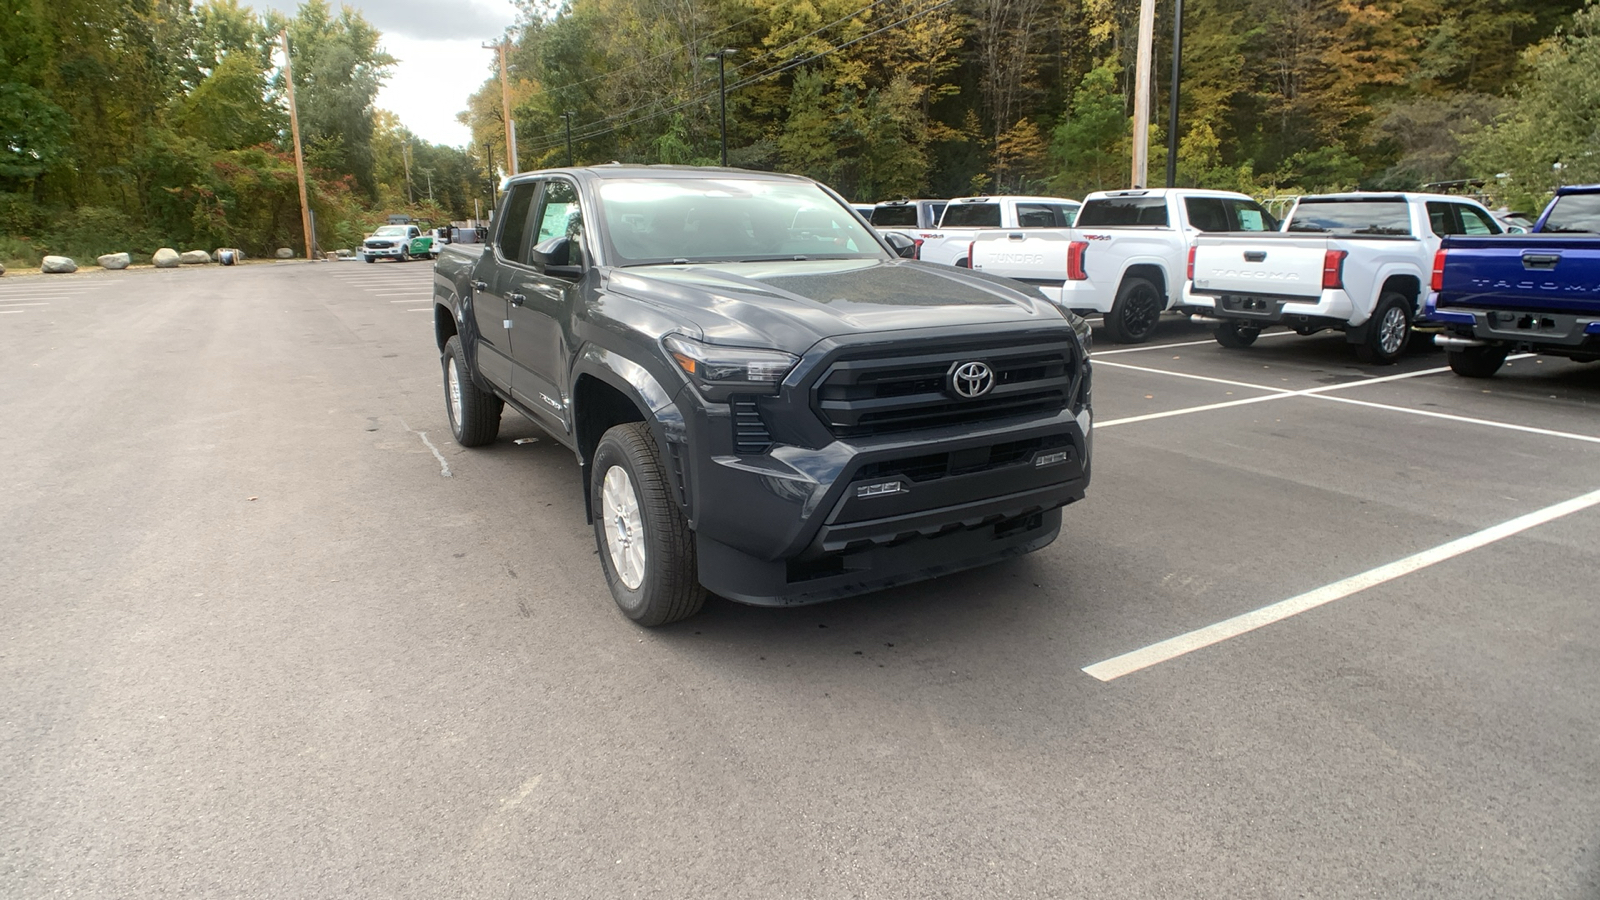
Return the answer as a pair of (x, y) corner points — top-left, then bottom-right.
(508, 292), (526, 306)
(472, 280), (489, 290)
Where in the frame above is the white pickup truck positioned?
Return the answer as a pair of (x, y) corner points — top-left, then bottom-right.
(969, 189), (1276, 342)
(1181, 192), (1505, 363)
(918, 195), (1080, 268)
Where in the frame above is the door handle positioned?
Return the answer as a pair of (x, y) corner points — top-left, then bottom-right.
(1008, 232), (1026, 240)
(1521, 253), (1560, 270)
(508, 292), (526, 306)
(472, 280), (489, 290)
(1243, 250), (1267, 262)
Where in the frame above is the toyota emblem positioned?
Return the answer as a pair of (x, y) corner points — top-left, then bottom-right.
(950, 361), (994, 399)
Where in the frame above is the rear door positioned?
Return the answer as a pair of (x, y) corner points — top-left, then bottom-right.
(472, 182), (538, 391)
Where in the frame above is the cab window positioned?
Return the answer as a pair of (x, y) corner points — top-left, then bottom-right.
(497, 183), (539, 263)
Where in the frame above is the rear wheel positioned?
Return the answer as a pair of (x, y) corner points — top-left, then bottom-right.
(1212, 319), (1260, 349)
(442, 335), (502, 446)
(1447, 344), (1510, 378)
(1104, 277), (1164, 343)
(591, 423), (704, 626)
(1356, 292), (1412, 364)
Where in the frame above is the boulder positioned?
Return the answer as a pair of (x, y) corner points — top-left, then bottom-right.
(180, 250), (211, 265)
(275, 247), (294, 259)
(153, 248), (181, 268)
(98, 252), (131, 270)
(336, 248), (355, 258)
(0, 262), (6, 276)
(42, 256), (78, 274)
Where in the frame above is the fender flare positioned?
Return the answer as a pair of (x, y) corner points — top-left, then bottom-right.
(1117, 256), (1177, 308)
(571, 344), (690, 519)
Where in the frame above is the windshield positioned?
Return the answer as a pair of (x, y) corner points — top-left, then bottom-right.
(598, 178), (883, 265)
(1540, 194), (1600, 233)
(940, 202), (1001, 227)
(1288, 199), (1412, 235)
(373, 226), (409, 236)
(871, 205), (920, 227)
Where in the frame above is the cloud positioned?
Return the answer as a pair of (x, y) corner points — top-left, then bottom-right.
(250, 0), (518, 43)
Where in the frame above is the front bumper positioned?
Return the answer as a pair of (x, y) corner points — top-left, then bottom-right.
(363, 245), (404, 258)
(686, 407), (1092, 606)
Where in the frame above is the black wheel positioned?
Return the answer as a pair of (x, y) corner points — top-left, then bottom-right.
(591, 423), (704, 626)
(442, 335), (502, 447)
(1447, 344), (1510, 378)
(365, 255), (376, 264)
(1356, 292), (1412, 364)
(1212, 320), (1260, 348)
(400, 247), (411, 263)
(1104, 276), (1164, 343)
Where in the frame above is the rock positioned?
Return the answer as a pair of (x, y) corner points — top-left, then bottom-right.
(179, 250), (211, 265)
(42, 256), (78, 274)
(153, 248), (181, 268)
(336, 248), (355, 258)
(275, 247), (294, 259)
(0, 262), (6, 276)
(97, 252), (131, 270)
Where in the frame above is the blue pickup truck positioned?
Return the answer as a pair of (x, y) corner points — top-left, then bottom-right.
(1425, 184), (1600, 377)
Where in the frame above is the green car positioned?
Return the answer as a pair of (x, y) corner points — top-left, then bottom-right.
(361, 225), (437, 262)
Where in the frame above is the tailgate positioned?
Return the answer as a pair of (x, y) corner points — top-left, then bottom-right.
(1190, 235), (1329, 300)
(1436, 235), (1600, 315)
(970, 231), (1069, 285)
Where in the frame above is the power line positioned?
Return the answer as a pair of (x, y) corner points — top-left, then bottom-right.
(519, 0), (954, 156)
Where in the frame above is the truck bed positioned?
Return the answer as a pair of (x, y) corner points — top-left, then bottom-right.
(1433, 234), (1600, 316)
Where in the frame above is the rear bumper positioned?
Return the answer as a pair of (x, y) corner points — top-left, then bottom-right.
(1182, 286), (1360, 325)
(1049, 279), (1114, 313)
(1426, 297), (1600, 350)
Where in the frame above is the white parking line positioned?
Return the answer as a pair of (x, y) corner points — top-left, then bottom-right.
(1310, 393), (1600, 445)
(1083, 485), (1600, 682)
(0, 309), (26, 314)
(1093, 331), (1295, 356)
(0, 302), (50, 307)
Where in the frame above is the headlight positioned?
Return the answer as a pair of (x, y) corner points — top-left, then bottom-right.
(663, 334), (798, 399)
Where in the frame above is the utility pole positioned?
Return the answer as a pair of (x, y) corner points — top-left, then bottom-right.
(484, 142), (497, 203)
(1165, 0), (1185, 188)
(1129, 0), (1156, 188)
(705, 48), (736, 167)
(281, 31), (315, 261)
(561, 112), (574, 167)
(402, 141), (414, 204)
(484, 39), (517, 174)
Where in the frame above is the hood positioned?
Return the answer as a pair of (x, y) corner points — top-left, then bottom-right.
(600, 258), (1067, 351)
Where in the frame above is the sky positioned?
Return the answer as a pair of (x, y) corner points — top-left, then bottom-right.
(252, 0), (523, 148)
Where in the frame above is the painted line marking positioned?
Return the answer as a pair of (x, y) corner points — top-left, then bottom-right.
(406, 308), (432, 312)
(1310, 393), (1600, 445)
(390, 298), (431, 303)
(1094, 359), (1289, 393)
(400, 418), (452, 477)
(0, 309), (25, 314)
(1083, 486), (1600, 682)
(1093, 330), (1295, 356)
(0, 302), (50, 307)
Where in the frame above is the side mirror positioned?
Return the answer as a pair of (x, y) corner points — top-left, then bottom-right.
(530, 235), (585, 280)
(883, 232), (919, 259)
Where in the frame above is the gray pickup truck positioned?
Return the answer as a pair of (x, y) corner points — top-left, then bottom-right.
(431, 165), (1094, 625)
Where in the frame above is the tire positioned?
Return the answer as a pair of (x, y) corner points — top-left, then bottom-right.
(365, 255), (376, 264)
(1447, 344), (1509, 378)
(591, 423), (704, 626)
(442, 335), (502, 447)
(400, 248), (411, 263)
(1213, 320), (1260, 348)
(1356, 292), (1412, 364)
(1103, 276), (1164, 343)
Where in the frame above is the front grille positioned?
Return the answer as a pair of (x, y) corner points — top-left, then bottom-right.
(853, 434), (1073, 484)
(731, 397), (774, 454)
(813, 339), (1077, 438)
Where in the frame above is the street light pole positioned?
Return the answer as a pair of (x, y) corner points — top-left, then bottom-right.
(561, 112), (574, 167)
(1165, 0), (1185, 188)
(705, 48), (736, 167)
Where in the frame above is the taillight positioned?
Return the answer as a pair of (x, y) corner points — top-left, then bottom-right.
(1430, 248), (1447, 292)
(1186, 244), (1197, 281)
(1322, 249), (1348, 290)
(965, 240), (975, 267)
(1067, 240), (1089, 280)
(912, 238), (924, 260)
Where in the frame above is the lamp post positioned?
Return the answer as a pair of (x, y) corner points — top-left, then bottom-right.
(705, 48), (736, 167)
(1165, 0), (1184, 188)
(561, 112), (574, 166)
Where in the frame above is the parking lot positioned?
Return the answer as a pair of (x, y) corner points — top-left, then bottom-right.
(3, 261), (1598, 898)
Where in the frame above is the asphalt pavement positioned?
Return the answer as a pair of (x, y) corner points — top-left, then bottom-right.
(2, 260), (1597, 898)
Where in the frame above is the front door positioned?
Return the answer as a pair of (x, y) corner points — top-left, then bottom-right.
(471, 182), (538, 392)
(506, 178), (587, 434)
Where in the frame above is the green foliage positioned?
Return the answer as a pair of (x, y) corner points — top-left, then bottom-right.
(1048, 64), (1126, 195)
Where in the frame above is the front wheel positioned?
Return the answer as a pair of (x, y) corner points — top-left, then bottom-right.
(365, 255), (376, 264)
(442, 335), (502, 446)
(591, 423), (704, 626)
(1447, 344), (1509, 378)
(1213, 320), (1260, 348)
(1356, 292), (1412, 364)
(1104, 277), (1164, 343)
(400, 248), (411, 263)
